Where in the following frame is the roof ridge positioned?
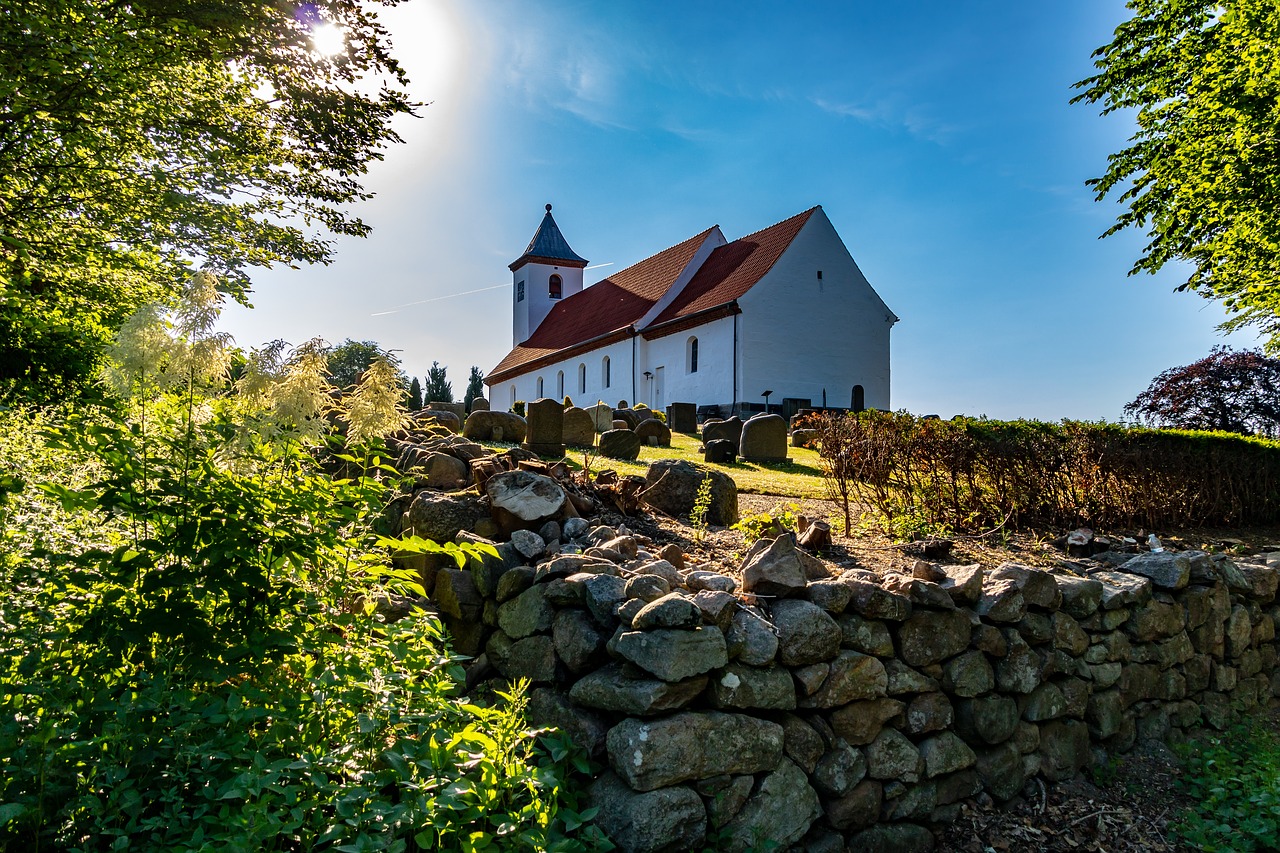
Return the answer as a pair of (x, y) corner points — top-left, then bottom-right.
(728, 205), (820, 243)
(596, 224), (719, 283)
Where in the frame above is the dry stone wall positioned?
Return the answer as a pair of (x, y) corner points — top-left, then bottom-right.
(443, 533), (1280, 853)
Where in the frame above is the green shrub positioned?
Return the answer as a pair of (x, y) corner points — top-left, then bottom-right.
(1172, 724), (1280, 852)
(815, 410), (1280, 533)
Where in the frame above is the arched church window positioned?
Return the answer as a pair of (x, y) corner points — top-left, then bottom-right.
(549, 274), (562, 299)
(602, 356), (611, 388)
(537, 377), (544, 398)
(509, 385), (516, 407)
(557, 370), (564, 398)
(578, 363), (586, 394)
(687, 337), (699, 374)
(852, 385), (865, 412)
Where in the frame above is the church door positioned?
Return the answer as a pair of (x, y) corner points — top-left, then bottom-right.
(653, 366), (664, 411)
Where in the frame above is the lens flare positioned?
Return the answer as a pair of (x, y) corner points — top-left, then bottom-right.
(311, 22), (346, 57)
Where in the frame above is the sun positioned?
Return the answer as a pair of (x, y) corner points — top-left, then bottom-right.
(311, 22), (346, 58)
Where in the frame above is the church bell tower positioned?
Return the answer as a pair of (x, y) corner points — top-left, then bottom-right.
(510, 204), (588, 345)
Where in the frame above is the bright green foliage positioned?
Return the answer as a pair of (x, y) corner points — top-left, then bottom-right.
(409, 376), (424, 410)
(733, 503), (800, 546)
(1074, 0), (1280, 347)
(465, 366), (486, 412)
(425, 361), (454, 404)
(690, 475), (714, 542)
(1173, 724), (1280, 851)
(326, 339), (410, 394)
(0, 0), (415, 402)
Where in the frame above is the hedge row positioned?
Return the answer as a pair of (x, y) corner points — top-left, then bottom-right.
(811, 411), (1280, 532)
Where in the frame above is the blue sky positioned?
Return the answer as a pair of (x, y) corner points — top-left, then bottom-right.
(218, 0), (1260, 421)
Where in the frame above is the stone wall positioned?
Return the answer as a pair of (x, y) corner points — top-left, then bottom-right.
(432, 526), (1280, 853)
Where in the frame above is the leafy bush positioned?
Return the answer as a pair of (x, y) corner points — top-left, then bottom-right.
(1173, 724), (1280, 852)
(814, 410), (1280, 533)
(0, 278), (607, 851)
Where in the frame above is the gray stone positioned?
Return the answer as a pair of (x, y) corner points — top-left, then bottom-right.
(641, 459), (738, 525)
(812, 741), (868, 797)
(711, 664), (797, 710)
(806, 579), (853, 614)
(485, 470), (566, 525)
(704, 438), (736, 463)
(826, 780), (883, 832)
(905, 692), (954, 735)
(849, 823), (936, 852)
(413, 451), (470, 490)
(494, 634), (555, 682)
(570, 663), (708, 715)
(599, 429), (642, 460)
(1022, 682), (1067, 721)
(634, 418), (672, 447)
(937, 563), (984, 605)
(606, 712), (784, 791)
(590, 773), (706, 853)
(838, 612), (895, 656)
(574, 572), (627, 624)
(1093, 570), (1153, 609)
(433, 568), (482, 621)
(408, 490), (487, 543)
(726, 607), (779, 665)
(692, 589), (737, 629)
(772, 599), (842, 666)
(741, 535), (809, 598)
(632, 592), (701, 630)
(843, 577), (913, 621)
(942, 650), (995, 698)
(975, 578), (1026, 623)
(687, 570), (737, 593)
(1126, 598), (1186, 642)
(526, 688), (608, 759)
(997, 644), (1043, 693)
(1038, 719), (1090, 782)
(562, 406), (597, 447)
(720, 759), (820, 852)
(522, 397), (565, 457)
(1052, 612), (1090, 655)
(553, 608), (607, 672)
(462, 409), (527, 443)
(495, 565), (536, 603)
(624, 573), (671, 603)
(509, 528), (545, 560)
(497, 585), (553, 639)
(955, 694), (1019, 745)
(989, 563), (1062, 610)
(1118, 551), (1191, 591)
(798, 650), (889, 708)
(702, 416), (744, 446)
(782, 714), (825, 773)
(898, 609), (972, 667)
(867, 728), (922, 782)
(975, 741), (1023, 801)
(1056, 574), (1104, 618)
(738, 413), (788, 462)
(615, 627), (728, 682)
(831, 698), (907, 746)
(920, 732), (976, 778)
(885, 659), (940, 694)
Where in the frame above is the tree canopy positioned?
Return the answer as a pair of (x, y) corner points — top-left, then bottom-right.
(1124, 346), (1280, 436)
(423, 362), (452, 404)
(0, 0), (415, 401)
(1074, 0), (1280, 348)
(325, 339), (406, 393)
(463, 366), (485, 412)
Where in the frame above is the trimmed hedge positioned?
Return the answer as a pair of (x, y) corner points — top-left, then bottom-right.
(812, 411), (1280, 532)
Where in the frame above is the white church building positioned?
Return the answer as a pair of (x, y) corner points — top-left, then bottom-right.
(485, 204), (897, 417)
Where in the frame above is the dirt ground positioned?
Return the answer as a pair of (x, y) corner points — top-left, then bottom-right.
(610, 493), (1280, 853)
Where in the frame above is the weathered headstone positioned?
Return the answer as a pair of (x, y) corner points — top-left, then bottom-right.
(523, 398), (566, 458)
(739, 413), (788, 462)
(469, 397), (490, 413)
(704, 438), (736, 463)
(599, 429), (641, 460)
(562, 406), (597, 447)
(666, 402), (698, 434)
(634, 418), (672, 447)
(703, 416), (743, 447)
(462, 410), (527, 443)
(585, 403), (614, 433)
(426, 401), (467, 420)
(613, 408), (643, 430)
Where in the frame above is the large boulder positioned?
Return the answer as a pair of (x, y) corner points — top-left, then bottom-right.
(590, 773), (707, 853)
(719, 759), (820, 851)
(738, 413), (788, 462)
(462, 410), (528, 443)
(485, 470), (566, 532)
(606, 711), (784, 791)
(417, 408), (461, 433)
(741, 535), (808, 598)
(407, 490), (487, 543)
(641, 459), (739, 525)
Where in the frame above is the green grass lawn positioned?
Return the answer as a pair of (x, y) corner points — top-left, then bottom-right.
(487, 431), (830, 499)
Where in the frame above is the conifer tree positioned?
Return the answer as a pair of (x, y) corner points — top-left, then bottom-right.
(423, 362), (452, 403)
(463, 366), (485, 411)
(408, 376), (423, 411)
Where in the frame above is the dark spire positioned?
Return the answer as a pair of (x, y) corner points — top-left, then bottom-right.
(510, 204), (588, 271)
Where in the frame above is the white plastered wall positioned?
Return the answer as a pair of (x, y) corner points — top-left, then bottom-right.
(499, 337), (636, 412)
(637, 314), (737, 410)
(736, 208), (895, 411)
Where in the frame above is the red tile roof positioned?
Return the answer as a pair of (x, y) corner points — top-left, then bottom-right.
(487, 208), (818, 383)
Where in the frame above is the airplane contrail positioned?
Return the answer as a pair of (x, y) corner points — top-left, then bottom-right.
(370, 263), (614, 316)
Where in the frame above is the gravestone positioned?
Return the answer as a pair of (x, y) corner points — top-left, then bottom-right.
(739, 413), (788, 462)
(705, 439), (736, 464)
(599, 429), (642, 461)
(563, 406), (597, 447)
(414, 409), (460, 433)
(462, 410), (527, 443)
(613, 408), (643, 430)
(666, 402), (698, 434)
(469, 397), (490, 413)
(427, 401), (467, 420)
(585, 403), (614, 433)
(522, 398), (565, 458)
(702, 416), (743, 447)
(635, 418), (672, 447)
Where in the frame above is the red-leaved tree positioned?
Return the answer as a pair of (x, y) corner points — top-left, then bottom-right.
(1125, 347), (1280, 437)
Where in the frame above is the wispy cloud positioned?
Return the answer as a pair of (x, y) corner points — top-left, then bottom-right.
(811, 96), (960, 144)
